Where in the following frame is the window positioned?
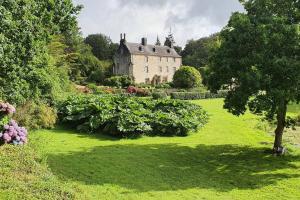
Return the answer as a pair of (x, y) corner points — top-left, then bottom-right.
(145, 78), (150, 84)
(159, 57), (162, 62)
(139, 46), (143, 51)
(159, 66), (162, 73)
(167, 57), (169, 62)
(163, 76), (168, 83)
(145, 66), (149, 73)
(173, 67), (177, 73)
(173, 58), (176, 62)
(153, 48), (156, 52)
(145, 56), (149, 62)
(166, 66), (169, 73)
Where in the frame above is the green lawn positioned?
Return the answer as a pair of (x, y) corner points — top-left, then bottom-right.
(32, 99), (300, 200)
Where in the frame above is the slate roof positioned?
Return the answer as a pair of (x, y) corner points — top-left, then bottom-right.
(124, 42), (181, 58)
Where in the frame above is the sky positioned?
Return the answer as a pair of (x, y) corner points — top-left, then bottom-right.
(73, 0), (244, 47)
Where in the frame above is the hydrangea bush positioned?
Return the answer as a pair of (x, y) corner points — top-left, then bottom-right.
(0, 102), (28, 145)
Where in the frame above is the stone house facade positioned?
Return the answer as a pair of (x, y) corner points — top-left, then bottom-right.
(113, 34), (182, 84)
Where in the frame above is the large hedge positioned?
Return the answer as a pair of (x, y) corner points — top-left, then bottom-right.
(171, 91), (228, 100)
(58, 95), (208, 137)
(173, 66), (202, 88)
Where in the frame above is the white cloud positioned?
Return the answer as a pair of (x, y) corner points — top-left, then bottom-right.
(73, 0), (244, 46)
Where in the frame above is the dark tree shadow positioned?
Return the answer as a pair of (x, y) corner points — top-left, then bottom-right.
(51, 126), (120, 141)
(47, 144), (300, 192)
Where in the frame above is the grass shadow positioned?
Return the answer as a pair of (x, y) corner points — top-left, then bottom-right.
(47, 143), (300, 192)
(51, 126), (120, 141)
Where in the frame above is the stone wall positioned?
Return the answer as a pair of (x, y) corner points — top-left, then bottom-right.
(132, 55), (182, 84)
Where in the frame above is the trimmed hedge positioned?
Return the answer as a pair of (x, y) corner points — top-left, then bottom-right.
(170, 90), (228, 100)
(152, 92), (168, 99)
(58, 95), (208, 137)
(173, 66), (202, 88)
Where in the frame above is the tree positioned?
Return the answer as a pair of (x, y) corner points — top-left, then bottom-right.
(155, 36), (161, 46)
(208, 0), (300, 155)
(84, 34), (118, 60)
(0, 0), (81, 105)
(174, 46), (183, 55)
(181, 33), (220, 70)
(173, 66), (202, 89)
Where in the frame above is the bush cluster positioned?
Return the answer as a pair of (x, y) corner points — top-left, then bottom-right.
(0, 102), (28, 145)
(171, 91), (228, 100)
(14, 101), (57, 130)
(173, 66), (202, 88)
(104, 75), (133, 88)
(152, 92), (168, 99)
(58, 95), (208, 137)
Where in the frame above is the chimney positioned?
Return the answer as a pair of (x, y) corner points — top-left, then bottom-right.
(141, 37), (147, 46)
(120, 33), (126, 44)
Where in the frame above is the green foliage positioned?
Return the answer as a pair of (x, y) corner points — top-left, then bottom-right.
(170, 91), (228, 100)
(152, 92), (168, 99)
(84, 34), (118, 60)
(155, 83), (172, 89)
(0, 142), (76, 199)
(173, 66), (202, 88)
(31, 99), (300, 200)
(208, 0), (300, 151)
(104, 75), (133, 88)
(14, 101), (57, 130)
(182, 33), (220, 69)
(0, 0), (81, 105)
(58, 95), (208, 137)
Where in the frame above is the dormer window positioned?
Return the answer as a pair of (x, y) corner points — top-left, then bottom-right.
(167, 49), (171, 53)
(139, 46), (143, 51)
(153, 48), (156, 52)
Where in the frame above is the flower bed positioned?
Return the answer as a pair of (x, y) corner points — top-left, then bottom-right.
(0, 102), (28, 145)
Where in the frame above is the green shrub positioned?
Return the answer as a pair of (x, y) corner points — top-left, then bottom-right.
(14, 101), (57, 130)
(104, 75), (133, 88)
(58, 95), (208, 137)
(171, 91), (228, 100)
(173, 66), (202, 88)
(87, 83), (105, 94)
(155, 83), (172, 89)
(152, 92), (168, 99)
(295, 114), (300, 126)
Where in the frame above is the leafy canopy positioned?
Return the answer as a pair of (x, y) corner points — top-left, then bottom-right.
(84, 34), (118, 60)
(208, 0), (300, 152)
(0, 0), (81, 104)
(209, 0), (300, 118)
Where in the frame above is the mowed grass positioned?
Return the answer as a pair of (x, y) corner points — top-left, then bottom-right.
(32, 99), (300, 200)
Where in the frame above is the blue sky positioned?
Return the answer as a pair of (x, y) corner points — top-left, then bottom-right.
(73, 0), (244, 46)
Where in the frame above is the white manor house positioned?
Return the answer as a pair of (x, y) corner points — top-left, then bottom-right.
(113, 33), (182, 84)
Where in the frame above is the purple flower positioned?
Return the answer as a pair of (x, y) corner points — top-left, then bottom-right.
(3, 133), (11, 142)
(0, 120), (28, 145)
(0, 102), (16, 115)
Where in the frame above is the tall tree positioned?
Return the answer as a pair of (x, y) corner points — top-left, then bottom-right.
(0, 0), (81, 104)
(208, 0), (300, 155)
(84, 34), (118, 60)
(181, 33), (220, 70)
(155, 36), (161, 46)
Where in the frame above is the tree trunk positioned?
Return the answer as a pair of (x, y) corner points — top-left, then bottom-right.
(273, 100), (287, 155)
